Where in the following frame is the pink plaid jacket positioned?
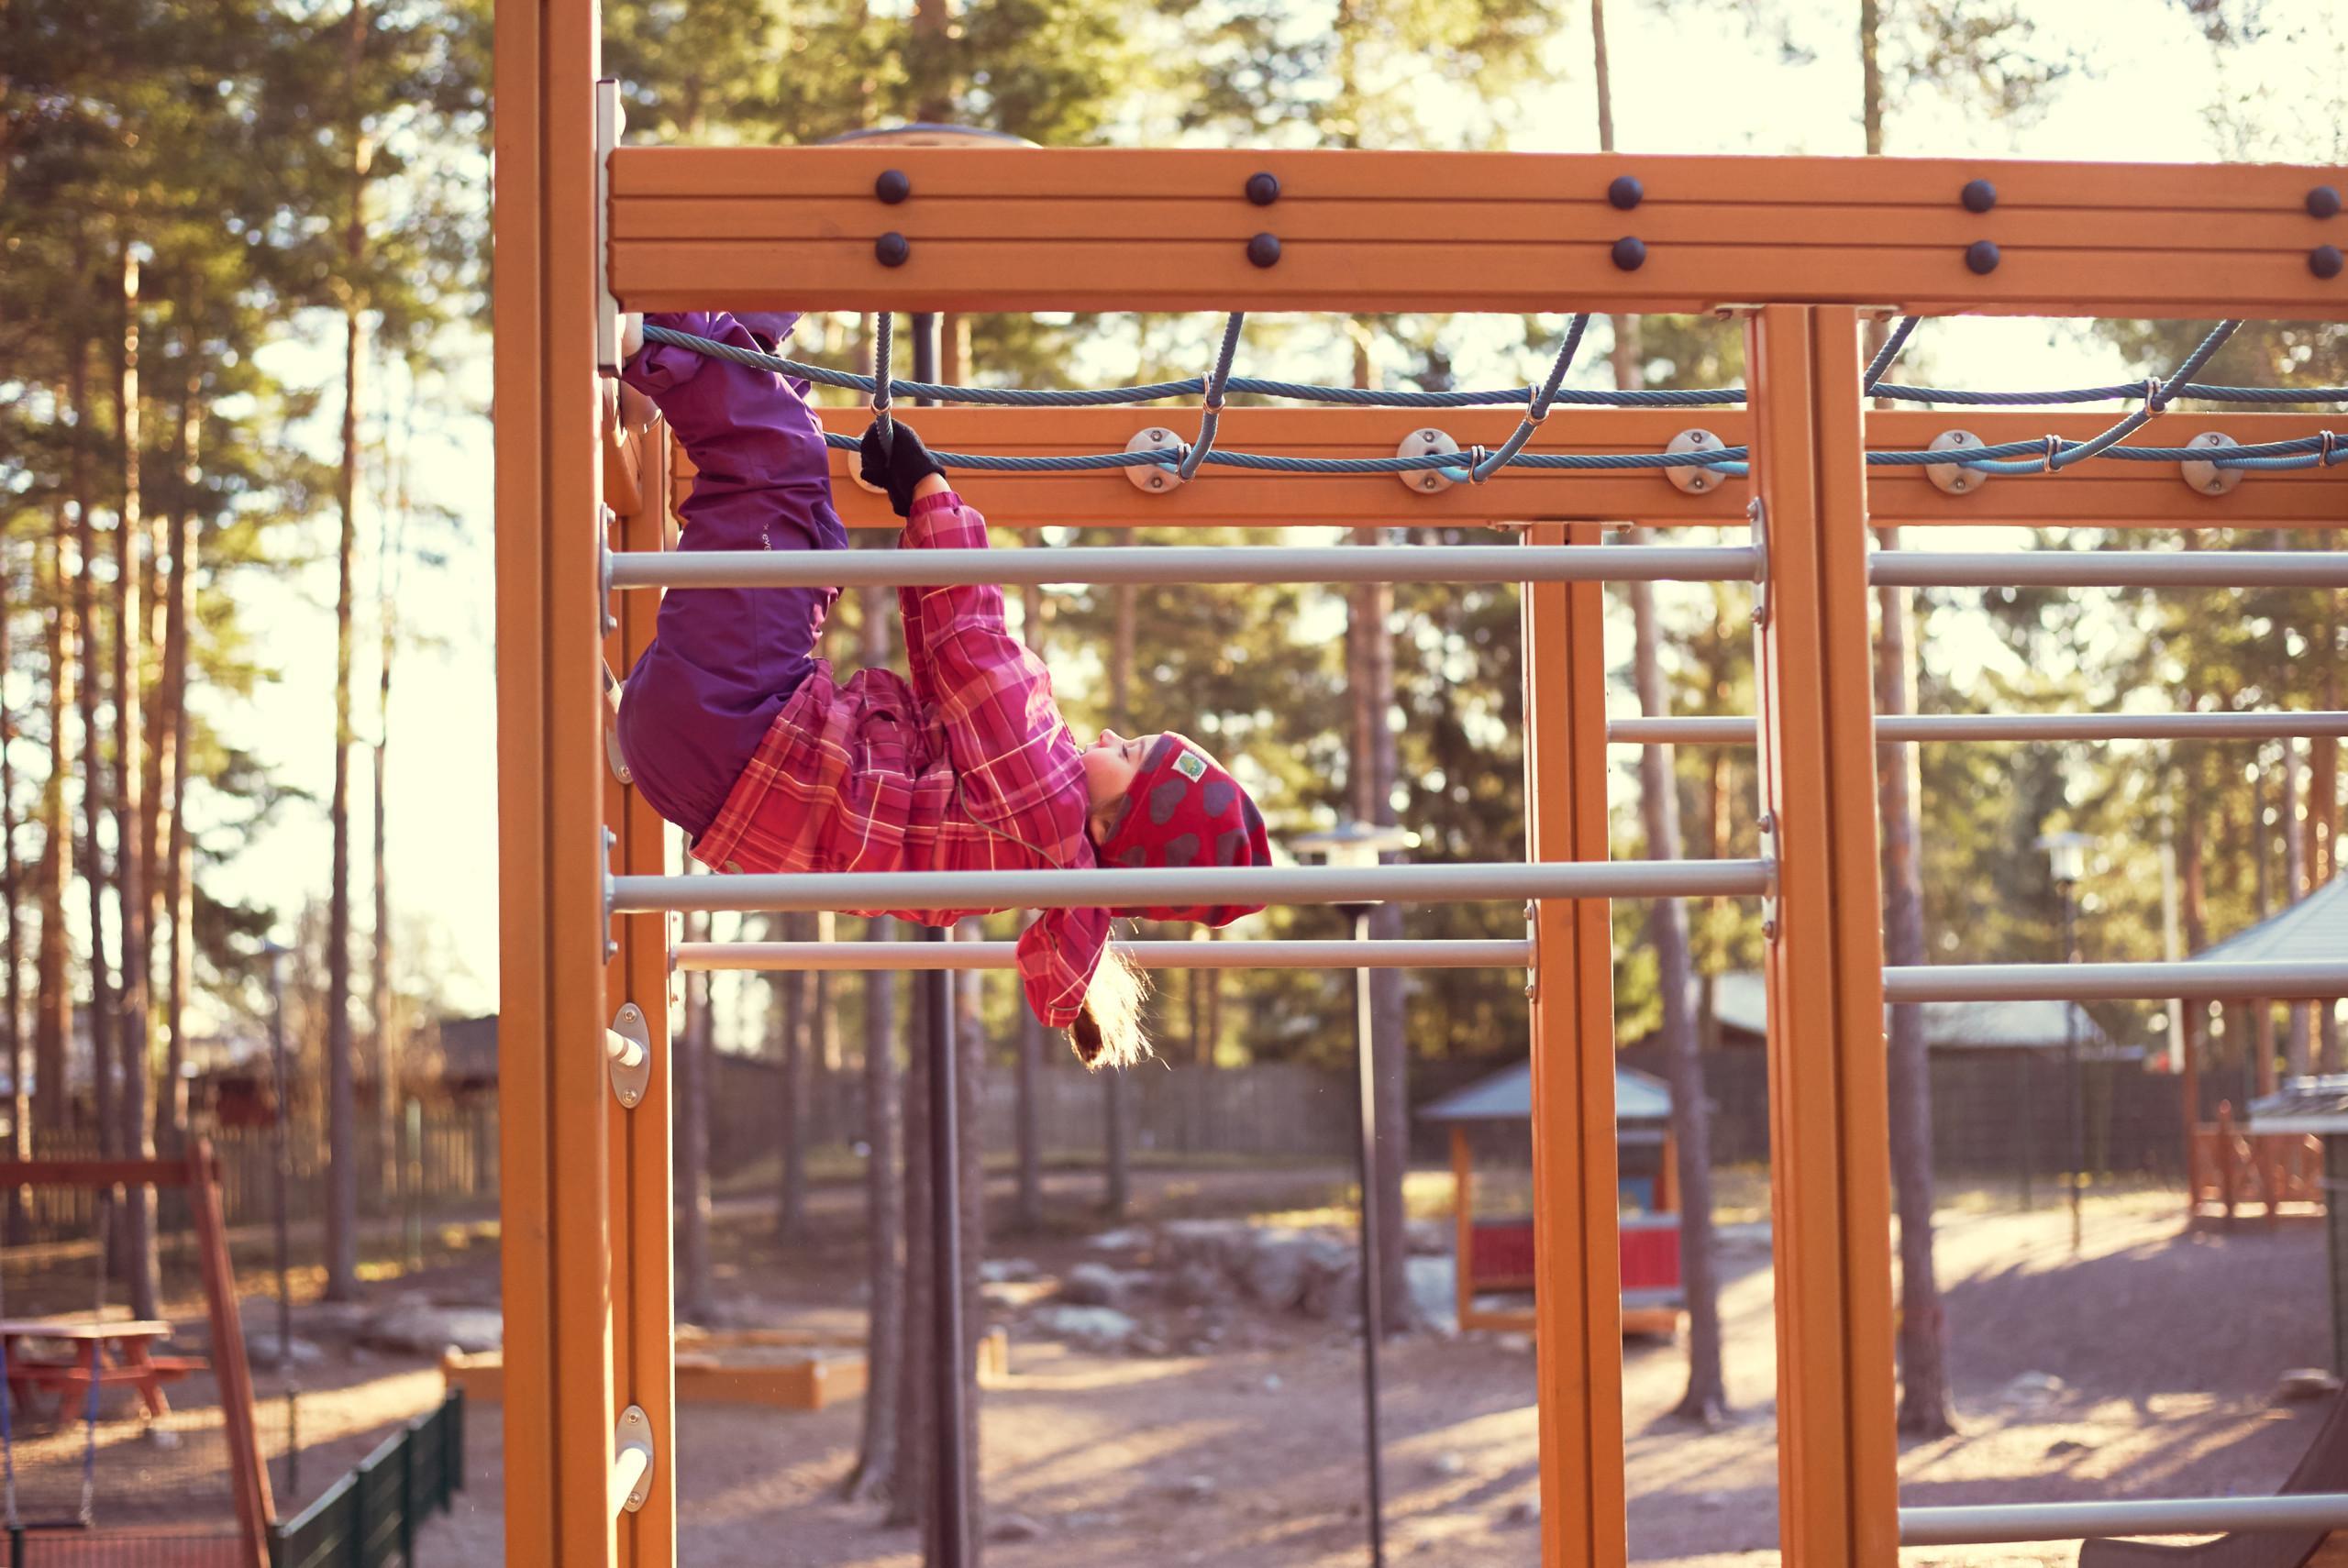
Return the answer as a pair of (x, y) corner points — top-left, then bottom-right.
(692, 491), (1109, 1028)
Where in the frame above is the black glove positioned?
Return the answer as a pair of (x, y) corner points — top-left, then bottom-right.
(858, 417), (948, 519)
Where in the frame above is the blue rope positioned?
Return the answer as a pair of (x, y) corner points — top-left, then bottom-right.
(1177, 314), (1246, 482)
(1862, 315), (1921, 393)
(1470, 315), (1590, 482)
(2050, 322), (2242, 471)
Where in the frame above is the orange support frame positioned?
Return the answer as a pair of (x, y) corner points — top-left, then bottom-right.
(674, 408), (2348, 532)
(1522, 521), (1627, 1567)
(1745, 306), (1901, 1566)
(609, 147), (2348, 318)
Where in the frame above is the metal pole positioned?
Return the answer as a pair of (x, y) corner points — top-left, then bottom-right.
(675, 938), (1536, 973)
(925, 922), (970, 1568)
(2019, 1052), (2036, 1212)
(266, 947), (293, 1370)
(1883, 959), (2348, 1003)
(1869, 549), (2348, 591)
(609, 857), (1774, 914)
(606, 544), (1762, 591)
(2062, 886), (2084, 1253)
(1608, 711), (2348, 745)
(1899, 1492), (2348, 1546)
(1344, 903), (1387, 1568)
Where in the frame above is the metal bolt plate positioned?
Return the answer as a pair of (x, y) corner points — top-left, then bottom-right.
(1665, 429), (1724, 494)
(1124, 427), (1185, 492)
(1398, 428), (1460, 494)
(1924, 430), (1988, 496)
(2180, 431), (2244, 496)
(608, 1002), (652, 1110)
(615, 1405), (654, 1514)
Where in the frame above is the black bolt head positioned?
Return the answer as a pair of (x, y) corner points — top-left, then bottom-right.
(875, 169), (911, 205)
(1611, 235), (1647, 271)
(1246, 171), (1280, 206)
(1960, 178), (1998, 215)
(1608, 174), (1643, 211)
(875, 231), (911, 268)
(2313, 244), (2346, 281)
(1965, 239), (2001, 275)
(2309, 185), (2343, 220)
(1246, 232), (1282, 268)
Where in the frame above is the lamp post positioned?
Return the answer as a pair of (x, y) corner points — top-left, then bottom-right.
(1291, 819), (1419, 1568)
(2037, 832), (2095, 1254)
(260, 940), (294, 1368)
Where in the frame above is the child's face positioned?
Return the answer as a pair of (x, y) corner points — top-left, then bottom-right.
(1081, 729), (1161, 823)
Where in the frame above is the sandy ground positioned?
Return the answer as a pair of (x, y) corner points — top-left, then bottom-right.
(294, 1170), (2332, 1567)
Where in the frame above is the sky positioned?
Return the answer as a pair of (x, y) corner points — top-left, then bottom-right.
(204, 0), (2344, 1023)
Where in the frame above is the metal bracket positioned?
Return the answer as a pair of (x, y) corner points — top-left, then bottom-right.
(1755, 812), (1779, 941)
(2180, 431), (2245, 496)
(613, 1405), (654, 1514)
(1746, 497), (1769, 629)
(607, 1002), (652, 1110)
(1523, 900), (1538, 1001)
(1398, 428), (1461, 494)
(602, 663), (632, 786)
(594, 80), (625, 377)
(1124, 426), (1185, 492)
(601, 828), (618, 961)
(1924, 430), (1988, 496)
(1665, 428), (1727, 495)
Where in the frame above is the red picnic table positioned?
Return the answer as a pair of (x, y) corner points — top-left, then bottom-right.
(0, 1319), (203, 1420)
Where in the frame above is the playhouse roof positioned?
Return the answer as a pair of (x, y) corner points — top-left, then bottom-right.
(1418, 1064), (1672, 1125)
(2195, 875), (2348, 966)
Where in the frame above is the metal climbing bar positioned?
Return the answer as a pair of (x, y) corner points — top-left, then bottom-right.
(1899, 1494), (2348, 1547)
(1607, 711), (2348, 745)
(603, 1028), (647, 1070)
(674, 938), (1535, 972)
(1886, 960), (2348, 1003)
(609, 859), (1770, 914)
(606, 147), (2348, 318)
(1870, 548), (2348, 588)
(606, 544), (1758, 590)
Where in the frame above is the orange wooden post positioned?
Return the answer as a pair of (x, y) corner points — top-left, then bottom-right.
(1744, 305), (1900, 1568)
(605, 412), (679, 1561)
(184, 1141), (272, 1568)
(1521, 520), (1627, 1568)
(493, 1), (622, 1564)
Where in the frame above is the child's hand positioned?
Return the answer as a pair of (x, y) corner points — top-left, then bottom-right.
(858, 417), (949, 518)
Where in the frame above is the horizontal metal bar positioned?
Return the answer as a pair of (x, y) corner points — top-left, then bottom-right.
(606, 544), (1759, 591)
(675, 937), (1537, 972)
(604, 1029), (647, 1070)
(610, 859), (1771, 914)
(609, 1447), (649, 1519)
(1871, 549), (2348, 589)
(1607, 712), (2348, 745)
(1899, 1493), (2348, 1546)
(1885, 960), (2348, 1003)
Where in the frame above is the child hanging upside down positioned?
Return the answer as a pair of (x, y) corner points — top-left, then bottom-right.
(615, 310), (1272, 1068)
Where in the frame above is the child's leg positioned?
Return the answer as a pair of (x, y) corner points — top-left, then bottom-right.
(616, 311), (849, 837)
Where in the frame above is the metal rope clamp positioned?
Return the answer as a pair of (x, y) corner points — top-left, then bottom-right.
(1124, 427), (1186, 491)
(1665, 428), (1726, 495)
(1397, 428), (1461, 493)
(607, 1002), (652, 1110)
(1924, 430), (1988, 496)
(2180, 431), (2245, 496)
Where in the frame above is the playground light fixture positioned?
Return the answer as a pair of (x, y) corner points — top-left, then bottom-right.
(2035, 831), (2095, 887)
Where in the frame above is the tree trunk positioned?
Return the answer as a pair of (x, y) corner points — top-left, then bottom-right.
(372, 451), (403, 1203)
(156, 370), (198, 1157)
(2283, 740), (2311, 1077)
(325, 6), (368, 1298)
(1102, 583), (1134, 1220)
(2, 530), (25, 1240)
(110, 247), (158, 1319)
(676, 907), (715, 1322)
(889, 972), (931, 1530)
(72, 304), (119, 1156)
(34, 511), (72, 1147)
(1348, 541), (1410, 1330)
(2314, 668), (2340, 1072)
(777, 912), (811, 1242)
(847, 584), (905, 1507)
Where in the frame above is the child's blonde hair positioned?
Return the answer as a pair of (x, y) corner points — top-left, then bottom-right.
(1069, 943), (1152, 1070)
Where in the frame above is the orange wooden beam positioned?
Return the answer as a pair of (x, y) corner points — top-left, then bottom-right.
(1522, 520), (1627, 1568)
(609, 149), (2348, 319)
(1746, 306), (1900, 1568)
(493, 4), (621, 1566)
(665, 408), (2346, 530)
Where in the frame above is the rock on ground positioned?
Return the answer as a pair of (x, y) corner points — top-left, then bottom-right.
(1030, 1306), (1138, 1351)
(1058, 1261), (1137, 1309)
(362, 1303), (504, 1356)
